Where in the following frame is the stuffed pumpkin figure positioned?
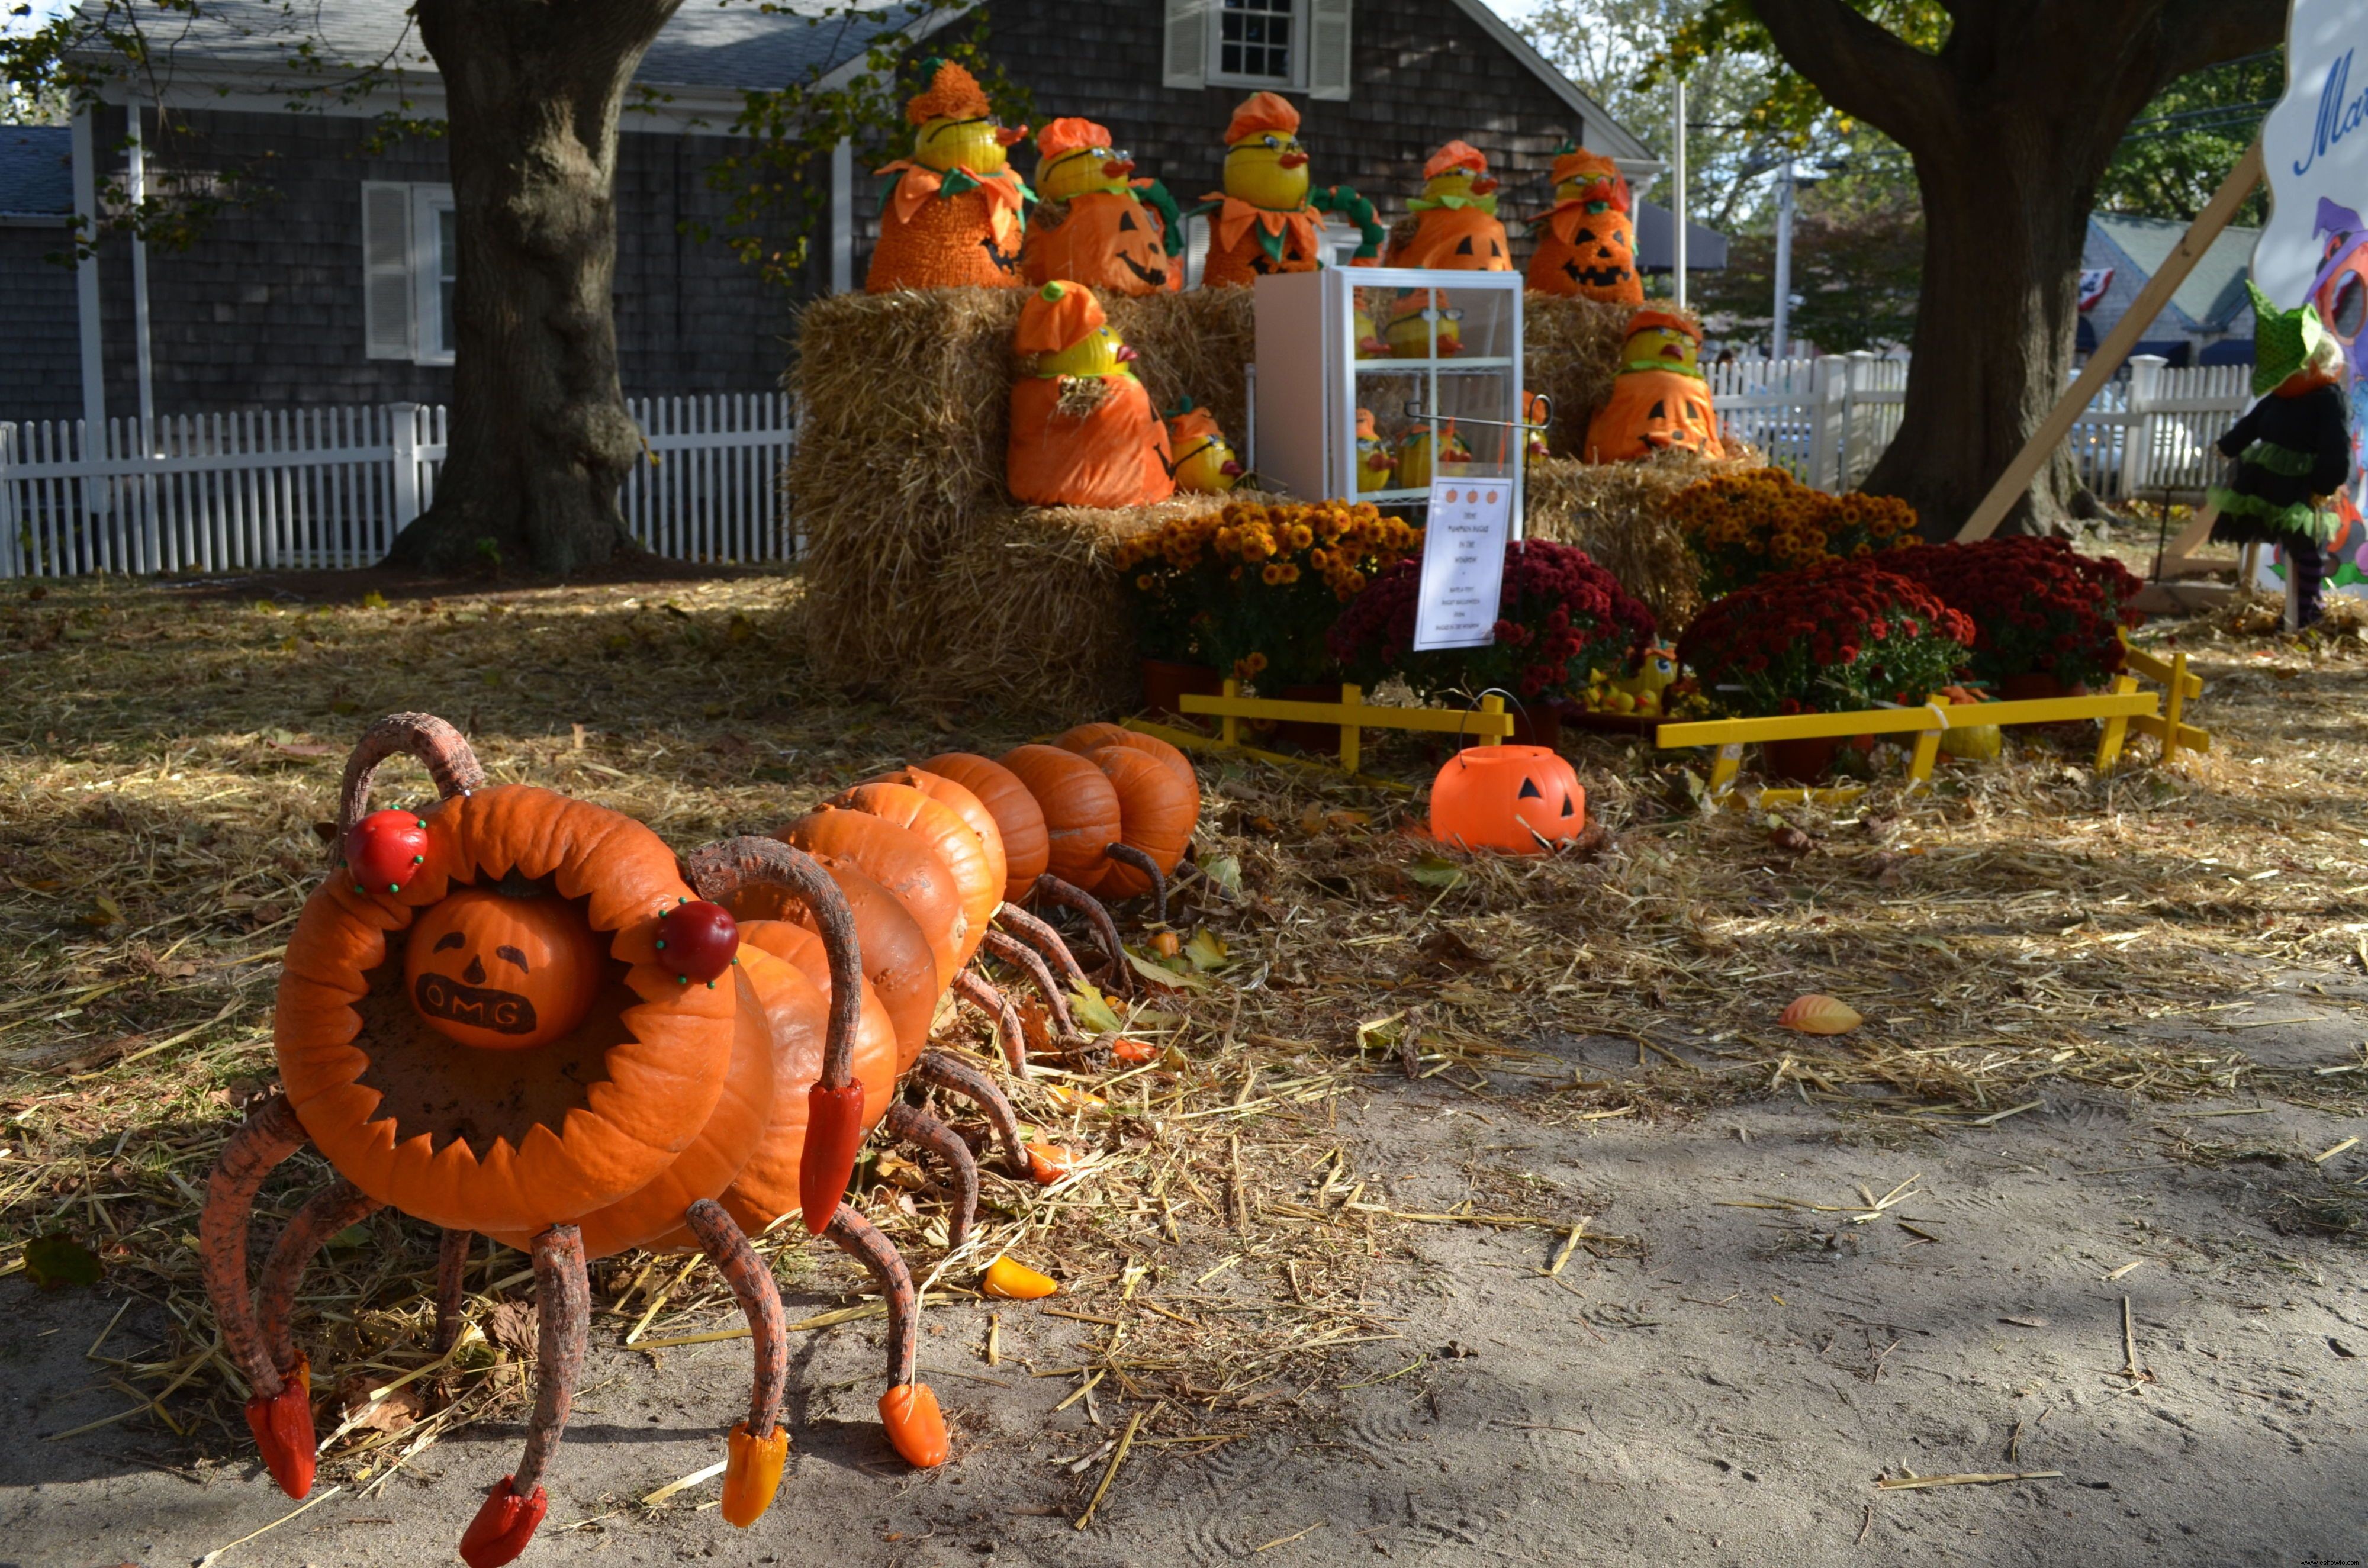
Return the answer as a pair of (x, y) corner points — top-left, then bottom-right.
(1583, 309), (1723, 462)
(1527, 145), (1643, 305)
(1166, 400), (1244, 492)
(1356, 408), (1395, 492)
(1007, 281), (1176, 508)
(1196, 92), (1381, 287)
(866, 60), (1032, 293)
(1386, 140), (1511, 271)
(1396, 420), (1472, 490)
(1385, 288), (1462, 358)
(1021, 117), (1182, 297)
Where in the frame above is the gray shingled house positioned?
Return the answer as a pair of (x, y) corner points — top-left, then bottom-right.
(5, 0), (1687, 432)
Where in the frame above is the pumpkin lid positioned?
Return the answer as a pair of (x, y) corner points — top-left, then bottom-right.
(1036, 115), (1116, 163)
(906, 59), (991, 126)
(1424, 140), (1488, 180)
(1225, 90), (1300, 145)
(1015, 279), (1106, 355)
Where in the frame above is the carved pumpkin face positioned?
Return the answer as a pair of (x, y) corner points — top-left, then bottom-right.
(1402, 204), (1511, 271)
(404, 887), (604, 1051)
(1429, 745), (1587, 854)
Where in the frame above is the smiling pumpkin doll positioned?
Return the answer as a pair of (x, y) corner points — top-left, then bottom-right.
(865, 60), (1032, 292)
(1006, 281), (1175, 508)
(1582, 308), (1724, 462)
(1527, 144), (1643, 305)
(1021, 117), (1182, 296)
(1385, 140), (1512, 271)
(1196, 92), (1381, 287)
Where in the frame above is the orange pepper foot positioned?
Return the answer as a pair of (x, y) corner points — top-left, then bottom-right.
(459, 1477), (549, 1568)
(243, 1377), (316, 1498)
(880, 1382), (950, 1469)
(720, 1422), (789, 1527)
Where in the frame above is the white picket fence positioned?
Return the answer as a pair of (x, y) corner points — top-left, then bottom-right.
(1709, 353), (2251, 500)
(0, 393), (794, 578)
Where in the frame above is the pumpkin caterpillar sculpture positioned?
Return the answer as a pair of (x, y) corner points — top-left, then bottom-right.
(203, 714), (1202, 1566)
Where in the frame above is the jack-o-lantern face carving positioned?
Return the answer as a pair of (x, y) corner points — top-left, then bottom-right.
(1429, 745), (1587, 854)
(405, 886), (605, 1050)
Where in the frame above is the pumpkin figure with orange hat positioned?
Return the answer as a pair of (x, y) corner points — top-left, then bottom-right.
(1355, 408), (1395, 491)
(1166, 398), (1244, 492)
(1196, 91), (1381, 286)
(1386, 140), (1511, 271)
(1582, 309), (1724, 462)
(1021, 117), (1182, 296)
(1007, 281), (1176, 508)
(1527, 144), (1643, 304)
(865, 59), (1032, 292)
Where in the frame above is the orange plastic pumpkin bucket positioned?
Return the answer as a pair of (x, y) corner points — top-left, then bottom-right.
(1428, 745), (1586, 854)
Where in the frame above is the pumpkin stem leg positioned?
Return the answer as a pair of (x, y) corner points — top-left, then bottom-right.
(950, 968), (1030, 1077)
(258, 1178), (379, 1383)
(1103, 843), (1170, 926)
(883, 1099), (980, 1248)
(979, 929), (1079, 1039)
(198, 1094), (316, 1498)
(825, 1203), (948, 1469)
(432, 1228), (475, 1410)
(459, 1224), (586, 1568)
(683, 1200), (790, 1528)
(913, 1048), (1028, 1178)
(1029, 874), (1131, 998)
(991, 901), (1092, 991)
(336, 711), (487, 851)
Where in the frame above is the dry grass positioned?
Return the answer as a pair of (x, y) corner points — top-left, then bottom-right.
(5, 542), (2366, 1487)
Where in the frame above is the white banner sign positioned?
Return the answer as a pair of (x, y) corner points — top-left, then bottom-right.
(1411, 481), (1512, 651)
(2256, 0), (2368, 600)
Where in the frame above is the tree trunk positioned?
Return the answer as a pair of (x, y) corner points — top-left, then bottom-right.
(1751, 0), (2289, 536)
(388, 0), (684, 575)
(1864, 108), (2109, 537)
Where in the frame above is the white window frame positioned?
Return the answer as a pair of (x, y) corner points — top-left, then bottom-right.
(411, 183), (457, 366)
(360, 179), (456, 367)
(1207, 0), (1307, 91)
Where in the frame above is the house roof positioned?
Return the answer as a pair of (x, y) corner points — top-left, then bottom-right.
(79, 0), (941, 99)
(1440, 0), (1653, 163)
(2089, 212), (2260, 333)
(0, 125), (72, 217)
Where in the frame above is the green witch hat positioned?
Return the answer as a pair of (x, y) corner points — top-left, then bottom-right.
(2247, 278), (2328, 397)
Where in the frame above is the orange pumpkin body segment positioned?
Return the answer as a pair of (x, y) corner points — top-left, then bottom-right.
(917, 752), (1047, 901)
(998, 744), (1121, 891)
(778, 807), (967, 993)
(864, 766), (1009, 910)
(829, 783), (999, 969)
(723, 858), (938, 1072)
(1079, 745), (1199, 899)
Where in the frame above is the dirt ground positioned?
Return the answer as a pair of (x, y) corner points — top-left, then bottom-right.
(3, 564), (2366, 1567)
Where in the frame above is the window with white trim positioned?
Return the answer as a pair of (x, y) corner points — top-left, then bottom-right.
(1165, 0), (1352, 101)
(359, 179), (457, 365)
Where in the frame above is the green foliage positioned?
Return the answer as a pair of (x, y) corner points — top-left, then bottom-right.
(689, 6), (1033, 292)
(1694, 157), (1922, 351)
(2096, 49), (2280, 223)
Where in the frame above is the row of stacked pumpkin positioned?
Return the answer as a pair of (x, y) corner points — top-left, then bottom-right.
(1121, 478), (2146, 772)
(1016, 292), (1723, 511)
(872, 63), (1646, 301)
(209, 718), (1207, 1566)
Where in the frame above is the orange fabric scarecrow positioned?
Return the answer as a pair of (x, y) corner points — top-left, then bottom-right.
(866, 62), (1032, 292)
(1582, 309), (1724, 462)
(1019, 116), (1179, 297)
(1386, 140), (1513, 271)
(1198, 92), (1329, 287)
(1527, 147), (1643, 304)
(1006, 282), (1176, 509)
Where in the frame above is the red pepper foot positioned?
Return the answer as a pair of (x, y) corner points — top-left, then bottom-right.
(243, 1379), (316, 1498)
(799, 1081), (866, 1234)
(720, 1421), (789, 1527)
(459, 1477), (549, 1568)
(880, 1381), (950, 1469)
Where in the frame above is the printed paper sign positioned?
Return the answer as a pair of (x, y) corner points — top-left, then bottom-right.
(1412, 481), (1512, 651)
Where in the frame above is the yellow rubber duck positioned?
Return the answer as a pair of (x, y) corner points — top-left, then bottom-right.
(1355, 408), (1394, 491)
(866, 60), (1032, 292)
(1395, 420), (1471, 490)
(1385, 288), (1462, 359)
(1166, 401), (1244, 493)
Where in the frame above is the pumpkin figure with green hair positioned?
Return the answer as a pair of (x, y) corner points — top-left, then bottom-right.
(1386, 140), (1511, 271)
(865, 60), (1032, 292)
(1007, 281), (1176, 508)
(1527, 145), (1642, 305)
(1195, 92), (1381, 286)
(1582, 309), (1723, 462)
(1021, 116), (1181, 296)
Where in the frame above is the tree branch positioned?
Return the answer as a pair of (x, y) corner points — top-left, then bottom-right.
(2154, 0), (2289, 85)
(1751, 0), (1954, 150)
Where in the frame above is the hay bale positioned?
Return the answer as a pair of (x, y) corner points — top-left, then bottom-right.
(1524, 449), (1752, 635)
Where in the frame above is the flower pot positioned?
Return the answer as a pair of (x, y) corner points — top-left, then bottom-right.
(1273, 682), (1343, 752)
(1140, 658), (1222, 725)
(1761, 735), (1838, 784)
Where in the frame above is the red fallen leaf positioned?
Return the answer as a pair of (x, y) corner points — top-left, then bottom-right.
(1111, 1038), (1157, 1065)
